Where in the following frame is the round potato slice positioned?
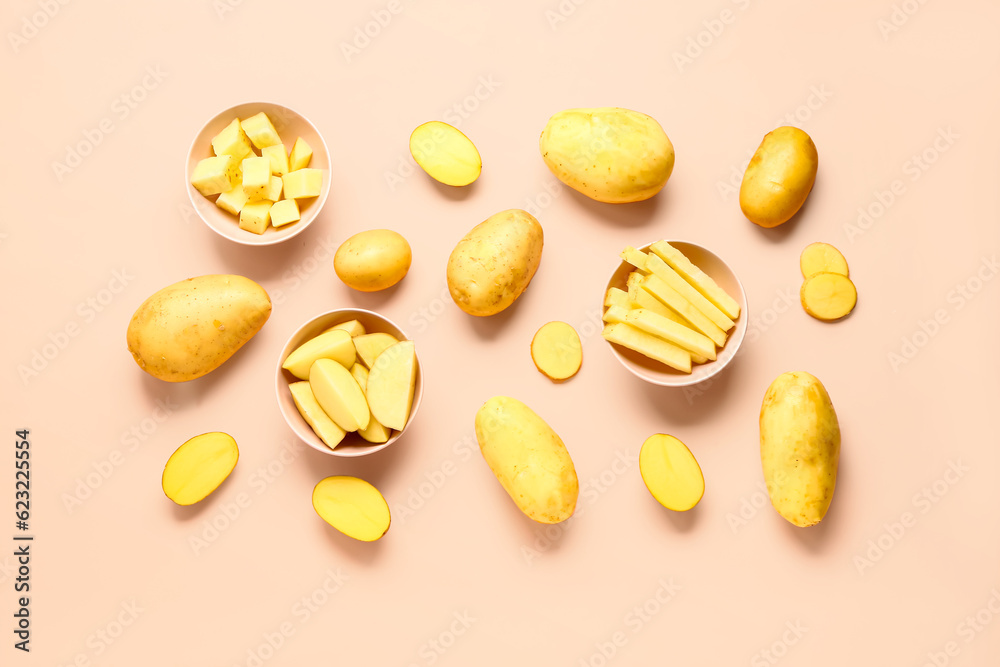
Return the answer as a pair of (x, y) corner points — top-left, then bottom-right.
(162, 432), (239, 505)
(409, 121), (482, 186)
(800, 242), (849, 278)
(801, 272), (857, 321)
(639, 434), (704, 511)
(312, 476), (391, 542)
(530, 321), (582, 382)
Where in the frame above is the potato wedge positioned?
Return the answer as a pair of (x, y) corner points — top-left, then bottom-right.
(309, 359), (370, 432)
(353, 332), (399, 369)
(409, 121), (482, 187)
(366, 341), (417, 431)
(312, 476), (390, 541)
(639, 434), (705, 511)
(801, 272), (857, 321)
(282, 328), (356, 379)
(530, 321), (582, 382)
(800, 242), (849, 278)
(289, 382), (347, 450)
(349, 364), (392, 444)
(162, 432), (239, 506)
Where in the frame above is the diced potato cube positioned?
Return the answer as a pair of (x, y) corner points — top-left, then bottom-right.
(269, 199), (300, 228)
(212, 118), (253, 160)
(239, 200), (272, 234)
(242, 156), (271, 201)
(282, 168), (323, 199)
(216, 184), (249, 215)
(190, 155), (238, 196)
(265, 175), (283, 201)
(288, 137), (313, 171)
(241, 112), (281, 149)
(262, 144), (289, 176)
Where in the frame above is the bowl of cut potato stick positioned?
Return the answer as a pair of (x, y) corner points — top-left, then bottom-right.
(602, 240), (748, 387)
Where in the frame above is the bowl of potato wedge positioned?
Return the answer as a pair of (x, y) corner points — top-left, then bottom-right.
(275, 308), (422, 457)
(186, 101), (331, 246)
(602, 240), (748, 387)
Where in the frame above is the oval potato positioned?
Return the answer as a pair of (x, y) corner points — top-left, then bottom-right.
(312, 476), (391, 541)
(446, 209), (543, 316)
(409, 121), (482, 187)
(162, 432), (239, 505)
(759, 371), (840, 527)
(539, 107), (674, 204)
(334, 229), (412, 292)
(474, 396), (578, 524)
(126, 274), (271, 382)
(740, 126), (818, 228)
(639, 434), (704, 512)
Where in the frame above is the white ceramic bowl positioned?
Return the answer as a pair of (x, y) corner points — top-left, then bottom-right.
(275, 309), (422, 457)
(186, 101), (331, 246)
(603, 240), (748, 387)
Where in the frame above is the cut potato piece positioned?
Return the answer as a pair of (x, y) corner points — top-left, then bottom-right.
(639, 434), (704, 511)
(801, 272), (857, 321)
(216, 184), (249, 215)
(605, 287), (632, 310)
(288, 137), (313, 171)
(530, 321), (582, 382)
(649, 241), (741, 319)
(353, 332), (399, 369)
(261, 144), (289, 176)
(268, 198), (300, 228)
(602, 323), (691, 373)
(312, 476), (390, 541)
(625, 308), (717, 361)
(620, 246), (650, 272)
(366, 341), (417, 430)
(212, 118), (253, 161)
(241, 112), (281, 149)
(289, 381), (347, 449)
(282, 168), (323, 199)
(162, 432), (239, 506)
(325, 319), (366, 337)
(642, 274), (727, 348)
(191, 155), (238, 196)
(409, 121), (482, 187)
(602, 304), (630, 324)
(645, 253), (734, 331)
(800, 242), (849, 278)
(309, 359), (370, 432)
(238, 200), (271, 235)
(282, 329), (356, 379)
(349, 364), (392, 444)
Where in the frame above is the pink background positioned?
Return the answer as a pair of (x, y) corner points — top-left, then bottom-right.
(5, 1), (1000, 665)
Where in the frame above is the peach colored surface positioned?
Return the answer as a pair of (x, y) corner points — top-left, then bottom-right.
(4, 1), (1000, 666)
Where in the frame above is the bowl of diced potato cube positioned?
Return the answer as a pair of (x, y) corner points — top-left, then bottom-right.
(186, 102), (331, 245)
(602, 240), (749, 387)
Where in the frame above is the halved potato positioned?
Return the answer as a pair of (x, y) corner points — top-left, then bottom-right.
(162, 432), (239, 505)
(312, 476), (390, 541)
(801, 272), (857, 321)
(409, 121), (482, 186)
(530, 321), (582, 382)
(639, 434), (704, 511)
(800, 242), (849, 278)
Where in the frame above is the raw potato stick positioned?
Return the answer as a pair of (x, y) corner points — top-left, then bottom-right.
(645, 252), (734, 331)
(649, 241), (741, 319)
(624, 308), (717, 361)
(602, 323), (692, 373)
(641, 274), (727, 348)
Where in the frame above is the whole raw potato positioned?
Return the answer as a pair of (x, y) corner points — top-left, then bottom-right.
(334, 229), (412, 292)
(539, 107), (674, 203)
(475, 396), (578, 524)
(759, 371), (840, 527)
(446, 209), (543, 316)
(740, 126), (818, 228)
(126, 274), (271, 382)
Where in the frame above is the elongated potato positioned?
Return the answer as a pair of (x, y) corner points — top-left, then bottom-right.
(127, 275), (271, 382)
(475, 396), (578, 524)
(540, 107), (674, 203)
(447, 209), (543, 316)
(740, 127), (818, 228)
(760, 371), (840, 527)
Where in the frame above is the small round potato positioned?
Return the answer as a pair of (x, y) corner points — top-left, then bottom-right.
(334, 229), (412, 292)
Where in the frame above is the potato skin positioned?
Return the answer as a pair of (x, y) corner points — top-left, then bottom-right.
(759, 371), (840, 527)
(539, 107), (674, 204)
(126, 274), (271, 382)
(446, 209), (543, 316)
(475, 396), (578, 524)
(740, 126), (818, 228)
(334, 229), (412, 292)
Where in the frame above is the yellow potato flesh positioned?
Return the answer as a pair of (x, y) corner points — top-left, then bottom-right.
(308, 359), (370, 432)
(349, 364), (392, 444)
(162, 432), (239, 506)
(639, 434), (704, 511)
(334, 229), (412, 292)
(282, 328), (356, 379)
(649, 241), (741, 319)
(289, 382), (347, 450)
(409, 121), (482, 187)
(325, 319), (366, 337)
(353, 332), (399, 369)
(365, 341), (417, 431)
(800, 242), (849, 278)
(312, 476), (390, 542)
(530, 321), (582, 382)
(740, 126), (818, 228)
(602, 322), (691, 373)
(800, 272), (857, 321)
